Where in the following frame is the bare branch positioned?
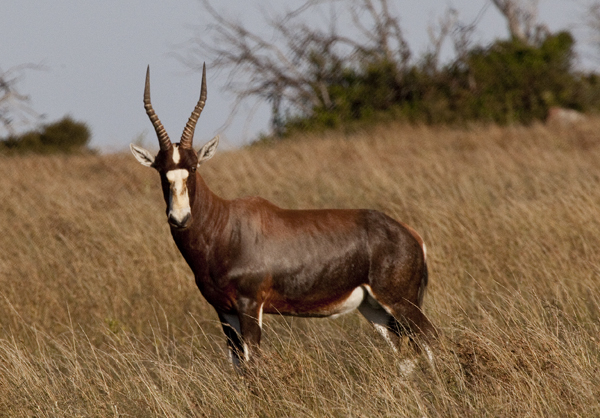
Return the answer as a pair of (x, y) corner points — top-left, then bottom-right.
(186, 0), (416, 137)
(350, 0), (410, 68)
(0, 64), (41, 137)
(426, 8), (459, 71)
(491, 0), (548, 44)
(452, 18), (477, 65)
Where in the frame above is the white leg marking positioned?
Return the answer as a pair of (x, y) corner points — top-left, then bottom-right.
(423, 344), (435, 367)
(358, 292), (399, 352)
(243, 343), (250, 362)
(172, 144), (180, 164)
(373, 323), (398, 353)
(258, 302), (264, 329)
(398, 358), (417, 377)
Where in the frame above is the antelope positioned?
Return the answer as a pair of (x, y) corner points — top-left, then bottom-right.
(130, 64), (437, 372)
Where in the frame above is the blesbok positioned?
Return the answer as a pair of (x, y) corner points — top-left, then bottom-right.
(130, 64), (437, 372)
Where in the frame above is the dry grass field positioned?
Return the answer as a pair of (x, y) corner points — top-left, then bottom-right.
(1, 120), (600, 417)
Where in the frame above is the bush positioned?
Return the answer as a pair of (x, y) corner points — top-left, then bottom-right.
(463, 31), (577, 123)
(0, 116), (91, 154)
(279, 31), (600, 137)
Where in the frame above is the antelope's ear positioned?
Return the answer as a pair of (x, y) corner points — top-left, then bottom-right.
(197, 135), (219, 166)
(130, 143), (155, 167)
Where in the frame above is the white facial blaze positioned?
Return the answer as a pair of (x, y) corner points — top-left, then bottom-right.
(172, 144), (181, 164)
(166, 169), (190, 223)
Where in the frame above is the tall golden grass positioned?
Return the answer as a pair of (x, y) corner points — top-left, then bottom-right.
(1, 120), (600, 416)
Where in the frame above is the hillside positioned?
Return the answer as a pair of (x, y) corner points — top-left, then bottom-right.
(1, 120), (599, 416)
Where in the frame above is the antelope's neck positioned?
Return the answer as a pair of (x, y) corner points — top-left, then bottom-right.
(170, 172), (229, 256)
(192, 173), (229, 232)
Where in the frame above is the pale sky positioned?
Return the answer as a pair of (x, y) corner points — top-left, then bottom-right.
(0, 0), (594, 152)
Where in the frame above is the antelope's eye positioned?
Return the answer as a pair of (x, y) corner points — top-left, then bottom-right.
(190, 166), (197, 173)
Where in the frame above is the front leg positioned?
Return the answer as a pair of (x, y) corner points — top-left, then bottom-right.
(218, 297), (264, 371)
(218, 312), (245, 370)
(238, 297), (264, 360)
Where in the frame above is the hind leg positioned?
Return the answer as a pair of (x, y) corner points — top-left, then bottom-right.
(359, 287), (436, 371)
(358, 293), (419, 375)
(362, 286), (437, 341)
(358, 292), (400, 352)
(391, 301), (437, 341)
(390, 303), (436, 367)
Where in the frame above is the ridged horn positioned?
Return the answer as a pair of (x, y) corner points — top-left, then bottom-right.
(144, 66), (171, 151)
(180, 63), (207, 150)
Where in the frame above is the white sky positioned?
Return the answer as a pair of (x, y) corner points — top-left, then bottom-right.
(0, 0), (595, 152)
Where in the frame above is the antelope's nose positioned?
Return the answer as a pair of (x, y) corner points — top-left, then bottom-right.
(168, 213), (191, 229)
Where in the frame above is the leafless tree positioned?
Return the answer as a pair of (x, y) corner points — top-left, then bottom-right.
(0, 65), (38, 137)
(490, 0), (549, 45)
(425, 8), (459, 72)
(185, 0), (413, 136)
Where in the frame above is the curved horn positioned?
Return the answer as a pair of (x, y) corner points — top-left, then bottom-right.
(180, 63), (207, 149)
(144, 66), (171, 151)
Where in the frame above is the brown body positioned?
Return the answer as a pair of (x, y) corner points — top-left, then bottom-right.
(131, 65), (436, 370)
(175, 178), (428, 316)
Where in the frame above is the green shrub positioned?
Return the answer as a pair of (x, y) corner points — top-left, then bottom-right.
(464, 31), (577, 123)
(279, 31), (600, 137)
(0, 116), (91, 154)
